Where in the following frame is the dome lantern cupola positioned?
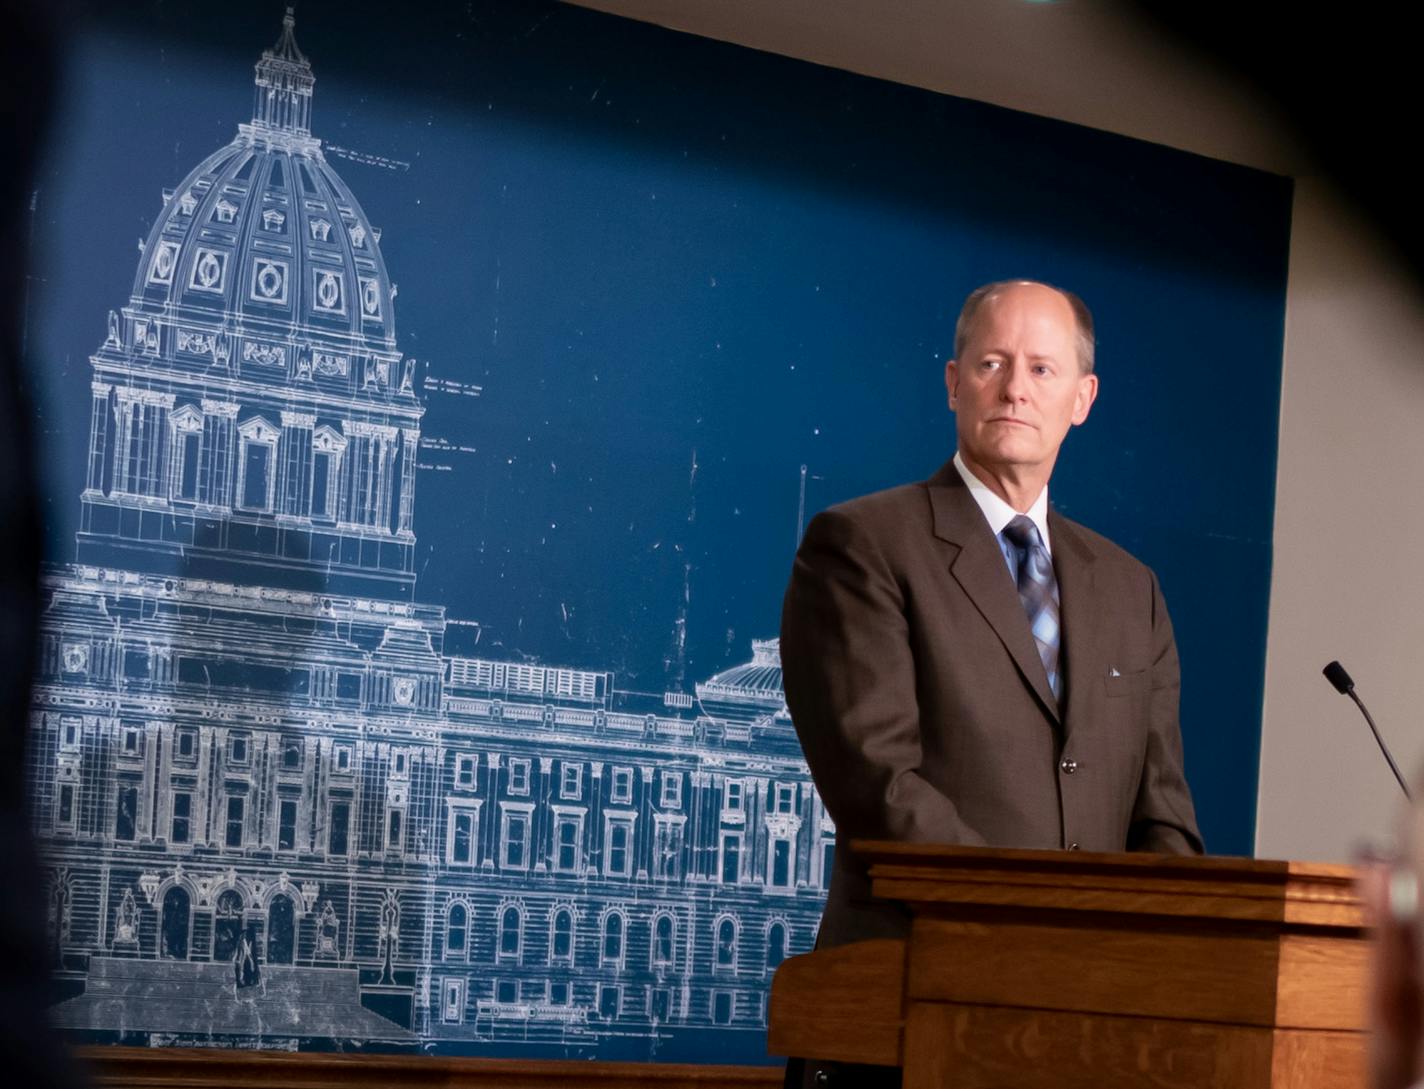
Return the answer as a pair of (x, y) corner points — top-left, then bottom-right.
(252, 8), (314, 139)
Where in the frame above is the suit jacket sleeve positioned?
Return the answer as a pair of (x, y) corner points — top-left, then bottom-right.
(1126, 570), (1205, 854)
(780, 507), (986, 847)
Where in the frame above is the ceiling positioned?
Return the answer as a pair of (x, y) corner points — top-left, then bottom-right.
(565, 0), (1302, 176)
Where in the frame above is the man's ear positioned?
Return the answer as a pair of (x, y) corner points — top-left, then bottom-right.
(945, 358), (959, 410)
(1071, 372), (1099, 426)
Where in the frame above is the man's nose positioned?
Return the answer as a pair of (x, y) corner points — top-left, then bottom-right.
(998, 359), (1029, 401)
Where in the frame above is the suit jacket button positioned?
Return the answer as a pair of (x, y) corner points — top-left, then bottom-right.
(1067, 842), (1080, 851)
(1060, 758), (1078, 774)
(813, 1070), (832, 1086)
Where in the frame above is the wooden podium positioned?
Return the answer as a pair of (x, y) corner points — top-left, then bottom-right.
(769, 844), (1367, 1089)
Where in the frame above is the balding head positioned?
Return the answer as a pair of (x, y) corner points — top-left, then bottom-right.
(954, 280), (1096, 375)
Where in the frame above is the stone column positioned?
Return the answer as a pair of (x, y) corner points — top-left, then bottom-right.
(85, 381), (111, 495)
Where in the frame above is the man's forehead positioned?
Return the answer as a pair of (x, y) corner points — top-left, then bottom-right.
(966, 289), (1078, 342)
(978, 282), (1074, 316)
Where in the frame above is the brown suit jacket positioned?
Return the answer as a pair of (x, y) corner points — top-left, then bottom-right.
(780, 459), (1203, 948)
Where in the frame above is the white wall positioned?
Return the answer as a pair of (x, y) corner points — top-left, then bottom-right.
(1259, 181), (1424, 860)
(568, 0), (1424, 861)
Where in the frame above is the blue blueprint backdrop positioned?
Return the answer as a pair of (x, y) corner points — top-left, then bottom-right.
(22, 0), (1289, 1063)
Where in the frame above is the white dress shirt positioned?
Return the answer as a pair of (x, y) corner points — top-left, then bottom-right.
(952, 451), (1051, 577)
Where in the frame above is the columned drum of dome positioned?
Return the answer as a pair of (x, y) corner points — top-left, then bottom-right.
(77, 8), (421, 601)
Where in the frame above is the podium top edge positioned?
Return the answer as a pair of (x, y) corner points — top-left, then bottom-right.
(848, 840), (1357, 883)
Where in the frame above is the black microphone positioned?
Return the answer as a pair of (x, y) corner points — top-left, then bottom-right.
(1322, 660), (1412, 800)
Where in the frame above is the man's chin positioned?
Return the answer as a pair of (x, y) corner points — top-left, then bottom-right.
(973, 443), (1042, 468)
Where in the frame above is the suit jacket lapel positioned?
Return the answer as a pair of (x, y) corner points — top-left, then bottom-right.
(1048, 510), (1098, 740)
(926, 462), (1061, 726)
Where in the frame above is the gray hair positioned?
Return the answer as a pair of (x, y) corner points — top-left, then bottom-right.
(953, 279), (1096, 375)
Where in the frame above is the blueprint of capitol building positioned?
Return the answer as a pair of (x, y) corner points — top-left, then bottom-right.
(27, 11), (831, 1062)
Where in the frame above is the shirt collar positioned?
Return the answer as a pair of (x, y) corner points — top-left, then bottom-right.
(952, 450), (1051, 554)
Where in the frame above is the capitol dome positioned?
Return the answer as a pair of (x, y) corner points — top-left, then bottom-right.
(78, 9), (425, 601)
(131, 10), (399, 362)
(695, 639), (786, 714)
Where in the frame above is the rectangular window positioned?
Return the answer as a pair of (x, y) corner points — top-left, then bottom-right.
(228, 735), (248, 763)
(821, 841), (835, 889)
(115, 785), (138, 841)
(57, 784), (75, 826)
(496, 979), (518, 1004)
(773, 782), (796, 814)
(610, 766), (634, 805)
(713, 991), (734, 1025)
(659, 772), (682, 809)
(171, 792), (192, 844)
(175, 431), (200, 501)
(387, 808), (404, 851)
(328, 800), (350, 856)
(176, 729), (196, 759)
(507, 758), (531, 796)
(282, 741), (302, 770)
(449, 810), (475, 865)
(278, 798), (298, 850)
(333, 744), (352, 772)
(442, 979), (464, 1024)
(311, 450), (333, 519)
(654, 819), (683, 880)
(225, 795), (245, 847)
(241, 441), (272, 510)
(598, 984), (620, 1020)
(455, 754), (477, 789)
(720, 831), (742, 884)
(501, 808), (531, 870)
(651, 988), (671, 1022)
(604, 815), (634, 878)
(559, 762), (582, 800)
(550, 981), (571, 1006)
(723, 778), (744, 813)
(123, 729), (139, 754)
(394, 752), (407, 776)
(554, 814), (582, 873)
(772, 839), (792, 888)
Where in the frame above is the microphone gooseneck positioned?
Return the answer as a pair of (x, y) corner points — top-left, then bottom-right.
(1322, 660), (1412, 800)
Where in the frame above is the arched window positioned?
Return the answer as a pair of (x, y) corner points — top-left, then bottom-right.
(767, 921), (787, 971)
(160, 886), (191, 960)
(652, 913), (675, 969)
(212, 890), (244, 963)
(715, 916), (738, 971)
(267, 892), (296, 965)
(550, 908), (574, 963)
(601, 912), (625, 966)
(498, 905), (522, 959)
(446, 902), (467, 956)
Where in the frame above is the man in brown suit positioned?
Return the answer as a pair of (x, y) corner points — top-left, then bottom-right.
(781, 279), (1203, 959)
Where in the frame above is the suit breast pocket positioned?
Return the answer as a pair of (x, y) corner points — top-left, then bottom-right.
(1103, 669), (1150, 699)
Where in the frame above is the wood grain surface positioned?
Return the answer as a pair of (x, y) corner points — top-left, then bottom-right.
(767, 938), (904, 1066)
(907, 915), (1284, 1025)
(902, 1002), (1284, 1089)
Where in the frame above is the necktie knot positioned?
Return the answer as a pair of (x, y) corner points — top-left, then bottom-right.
(1002, 514), (1043, 552)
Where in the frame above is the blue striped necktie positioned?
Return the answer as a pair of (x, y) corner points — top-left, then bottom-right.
(1002, 515), (1062, 702)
